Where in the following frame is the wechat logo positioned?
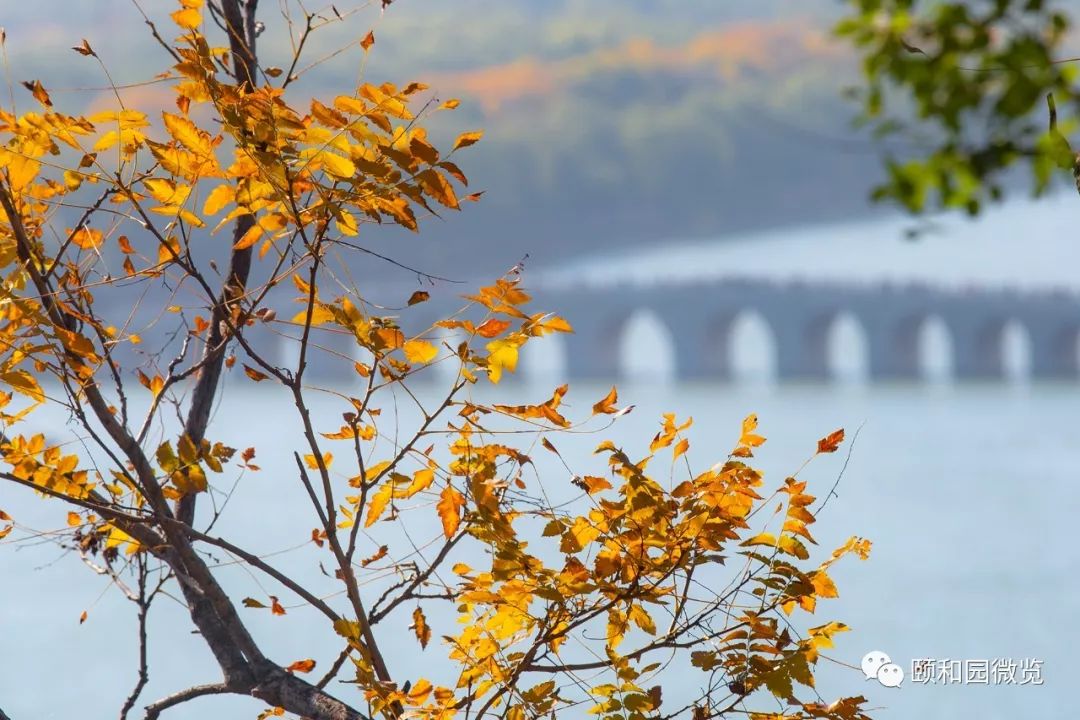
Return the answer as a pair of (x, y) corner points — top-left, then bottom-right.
(862, 650), (904, 688)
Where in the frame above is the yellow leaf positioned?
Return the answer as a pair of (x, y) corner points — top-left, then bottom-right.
(66, 512), (81, 527)
(403, 339), (438, 364)
(485, 337), (520, 384)
(672, 437), (689, 461)
(171, 7), (201, 29)
(315, 150), (355, 179)
(144, 178), (190, 206)
(452, 130), (484, 151)
(364, 483), (393, 528)
(233, 224), (263, 250)
(105, 524), (142, 554)
(335, 208), (358, 236)
(202, 184), (234, 215)
(304, 452), (333, 470)
(93, 130), (120, 152)
(71, 227), (104, 250)
(405, 468), (435, 497)
(163, 112), (213, 156)
(333, 618), (362, 642)
(258, 213), (288, 232)
(6, 154), (40, 191)
(1, 370), (44, 403)
(628, 604), (657, 635)
(157, 236), (181, 265)
(437, 485), (465, 538)
(359, 83), (413, 120)
(811, 570), (839, 599)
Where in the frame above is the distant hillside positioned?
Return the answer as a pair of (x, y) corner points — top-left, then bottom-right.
(3, 0), (884, 279)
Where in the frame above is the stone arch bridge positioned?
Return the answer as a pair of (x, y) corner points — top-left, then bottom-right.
(115, 275), (1080, 384)
(515, 276), (1080, 381)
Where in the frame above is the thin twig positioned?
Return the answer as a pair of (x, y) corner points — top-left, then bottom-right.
(120, 558), (151, 720)
(143, 683), (230, 720)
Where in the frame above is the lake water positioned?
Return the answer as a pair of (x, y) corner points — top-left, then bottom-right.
(4, 194), (1080, 719)
(1, 377), (1077, 719)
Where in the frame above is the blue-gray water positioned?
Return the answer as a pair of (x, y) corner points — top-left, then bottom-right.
(1, 378), (1076, 719)
(4, 193), (1080, 719)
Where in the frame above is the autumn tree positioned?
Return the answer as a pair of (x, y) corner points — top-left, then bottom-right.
(1, 2), (872, 719)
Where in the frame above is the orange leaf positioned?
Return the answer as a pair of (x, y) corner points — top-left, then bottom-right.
(71, 227), (104, 250)
(243, 364), (269, 382)
(437, 485), (465, 538)
(739, 414), (766, 448)
(452, 130), (483, 151)
(410, 606), (431, 649)
(817, 428), (845, 454)
(22, 79), (52, 107)
(72, 39), (96, 57)
(476, 318), (511, 338)
(360, 544), (388, 567)
(592, 386), (619, 415)
(579, 476), (612, 494)
(407, 290), (429, 306)
(672, 438), (689, 461)
(360, 30), (375, 51)
(270, 596), (286, 616)
(286, 659), (317, 674)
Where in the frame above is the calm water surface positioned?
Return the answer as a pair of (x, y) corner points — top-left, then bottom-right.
(2, 379), (1077, 719)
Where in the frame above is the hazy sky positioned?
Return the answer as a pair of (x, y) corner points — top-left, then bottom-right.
(546, 191), (1080, 291)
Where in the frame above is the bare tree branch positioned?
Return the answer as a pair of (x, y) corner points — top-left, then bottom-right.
(143, 683), (230, 720)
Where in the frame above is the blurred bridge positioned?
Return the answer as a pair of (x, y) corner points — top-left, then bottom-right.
(109, 273), (1080, 384)
(518, 275), (1080, 381)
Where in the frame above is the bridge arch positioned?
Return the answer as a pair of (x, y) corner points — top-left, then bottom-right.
(683, 309), (778, 383)
(559, 306), (678, 382)
(618, 309), (677, 384)
(757, 307), (870, 381)
(722, 310), (778, 383)
(1029, 322), (1080, 379)
(948, 315), (1035, 381)
(824, 311), (870, 383)
(867, 313), (955, 381)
